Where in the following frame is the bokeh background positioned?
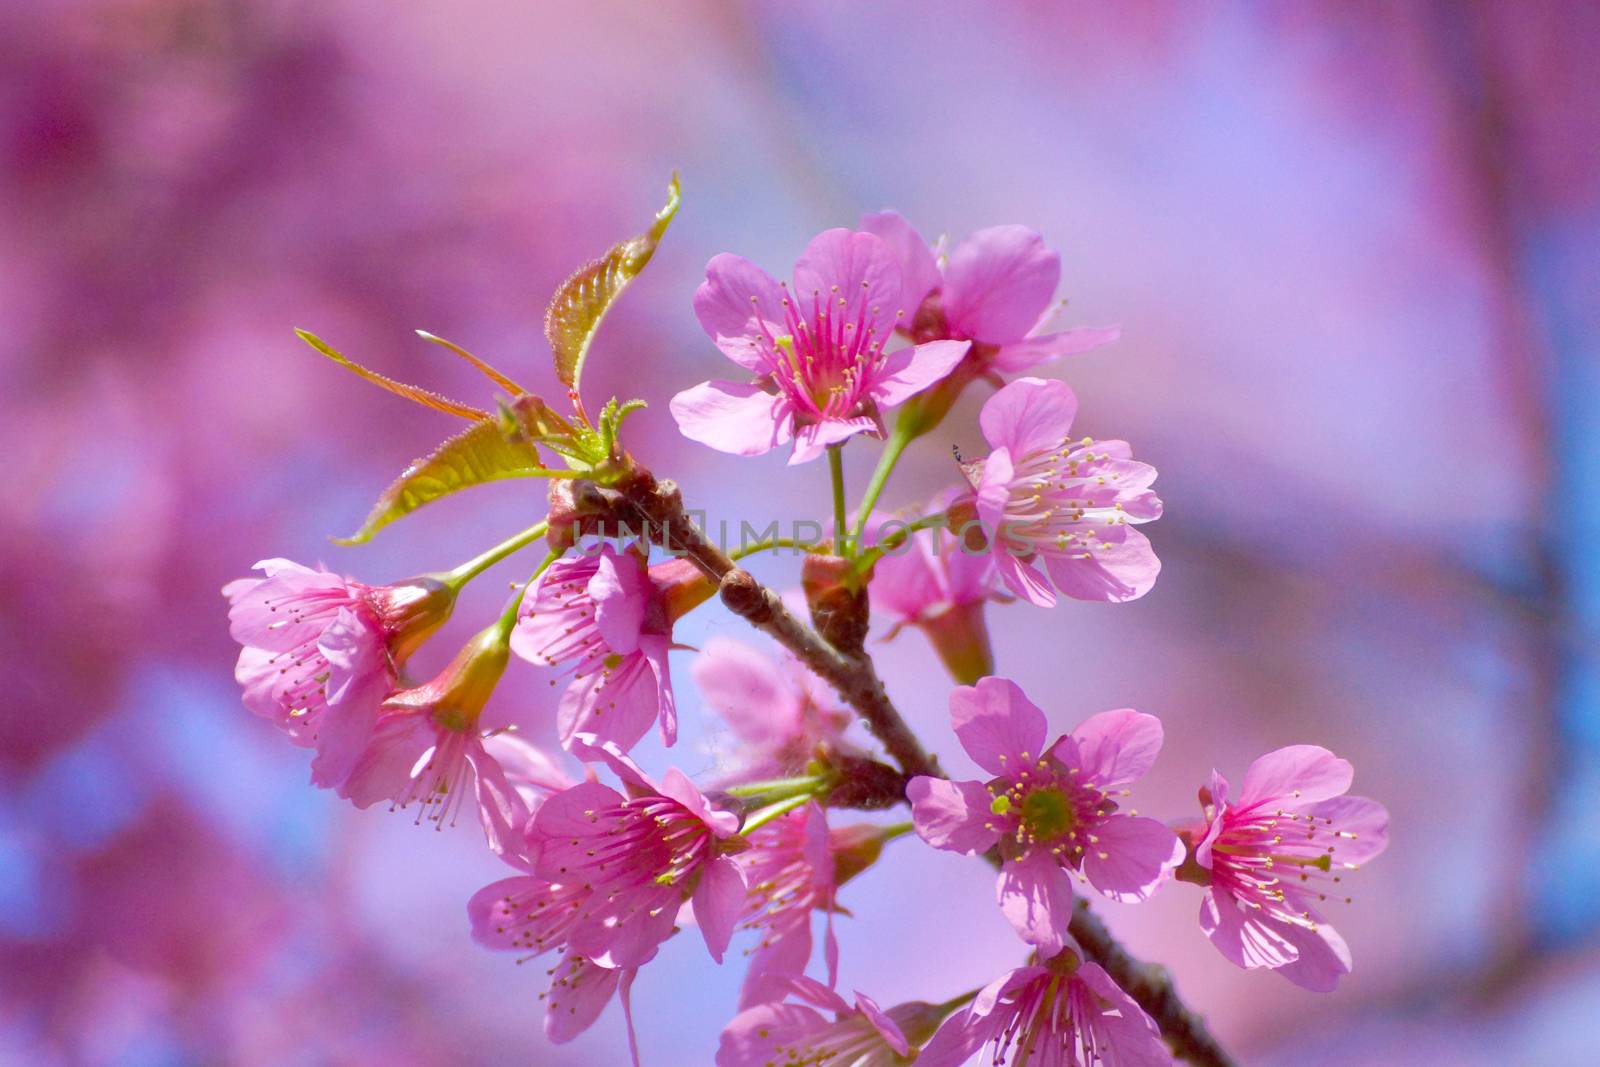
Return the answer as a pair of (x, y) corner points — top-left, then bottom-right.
(5, 1), (1599, 1064)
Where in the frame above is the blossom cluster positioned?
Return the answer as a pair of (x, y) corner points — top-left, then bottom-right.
(227, 193), (1387, 1065)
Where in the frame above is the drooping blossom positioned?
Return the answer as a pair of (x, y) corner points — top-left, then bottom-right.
(955, 377), (1162, 606)
(1185, 745), (1389, 992)
(691, 638), (856, 783)
(862, 211), (1121, 374)
(867, 495), (999, 684)
(918, 957), (1170, 1067)
(718, 975), (940, 1067)
(909, 677), (1183, 956)
(670, 228), (971, 464)
(469, 743), (746, 977)
(514, 545), (712, 753)
(340, 619), (541, 856)
(224, 558), (455, 787)
(733, 801), (838, 1007)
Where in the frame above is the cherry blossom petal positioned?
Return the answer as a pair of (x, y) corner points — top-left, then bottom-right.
(1303, 794), (1391, 865)
(908, 776), (1001, 855)
(1274, 919), (1354, 992)
(950, 676), (1049, 776)
(544, 953), (626, 1044)
(942, 225), (1060, 342)
(589, 548), (648, 655)
(860, 210), (942, 315)
(692, 856), (748, 963)
(1238, 745), (1354, 808)
(989, 324), (1121, 372)
(789, 414), (880, 465)
(995, 852), (1074, 956)
(867, 338), (969, 407)
(1080, 814), (1184, 903)
(694, 253), (789, 371)
(978, 376), (1078, 458)
(1066, 708), (1165, 789)
(1199, 888), (1301, 971)
(791, 228), (902, 338)
(670, 380), (792, 456)
(1041, 524), (1161, 604)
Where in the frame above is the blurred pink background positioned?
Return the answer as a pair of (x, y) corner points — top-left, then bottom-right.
(5, 1), (1599, 1064)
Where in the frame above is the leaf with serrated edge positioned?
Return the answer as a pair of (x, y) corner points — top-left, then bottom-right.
(336, 418), (554, 544)
(545, 174), (680, 393)
(296, 329), (488, 421)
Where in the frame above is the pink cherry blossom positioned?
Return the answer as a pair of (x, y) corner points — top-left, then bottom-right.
(717, 975), (919, 1067)
(691, 638), (855, 782)
(918, 958), (1170, 1067)
(338, 623), (536, 856)
(670, 228), (971, 464)
(908, 677), (1183, 956)
(868, 497), (999, 684)
(471, 744), (746, 973)
(960, 377), (1162, 607)
(1188, 745), (1389, 992)
(224, 558), (454, 788)
(733, 801), (839, 1007)
(862, 211), (1120, 372)
(514, 545), (701, 753)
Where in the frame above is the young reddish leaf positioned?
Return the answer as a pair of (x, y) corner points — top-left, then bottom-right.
(545, 174), (681, 394)
(335, 418), (555, 544)
(414, 330), (529, 396)
(296, 329), (489, 421)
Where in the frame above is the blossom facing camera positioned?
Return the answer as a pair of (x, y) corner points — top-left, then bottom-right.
(909, 677), (1183, 956)
(224, 558), (456, 788)
(918, 956), (1170, 1067)
(671, 228), (970, 464)
(514, 545), (711, 754)
(960, 377), (1162, 607)
(1186, 745), (1389, 991)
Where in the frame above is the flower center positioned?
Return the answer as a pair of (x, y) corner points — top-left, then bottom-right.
(1019, 787), (1077, 841)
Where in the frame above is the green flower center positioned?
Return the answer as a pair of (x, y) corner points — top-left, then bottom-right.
(1019, 786), (1076, 841)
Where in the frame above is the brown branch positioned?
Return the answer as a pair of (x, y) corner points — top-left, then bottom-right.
(611, 466), (940, 780)
(597, 464), (1236, 1064)
(1069, 901), (1240, 1067)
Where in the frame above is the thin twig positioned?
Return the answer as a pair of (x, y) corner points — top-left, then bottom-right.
(614, 465), (1237, 1065)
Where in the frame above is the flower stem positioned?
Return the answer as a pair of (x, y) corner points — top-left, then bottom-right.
(446, 521), (549, 590)
(850, 513), (948, 578)
(740, 793), (813, 835)
(724, 774), (833, 801)
(849, 419), (915, 549)
(729, 537), (820, 561)
(828, 444), (849, 556)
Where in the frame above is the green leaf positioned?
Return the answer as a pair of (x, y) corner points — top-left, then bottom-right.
(545, 173), (681, 395)
(296, 329), (489, 421)
(335, 418), (555, 544)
